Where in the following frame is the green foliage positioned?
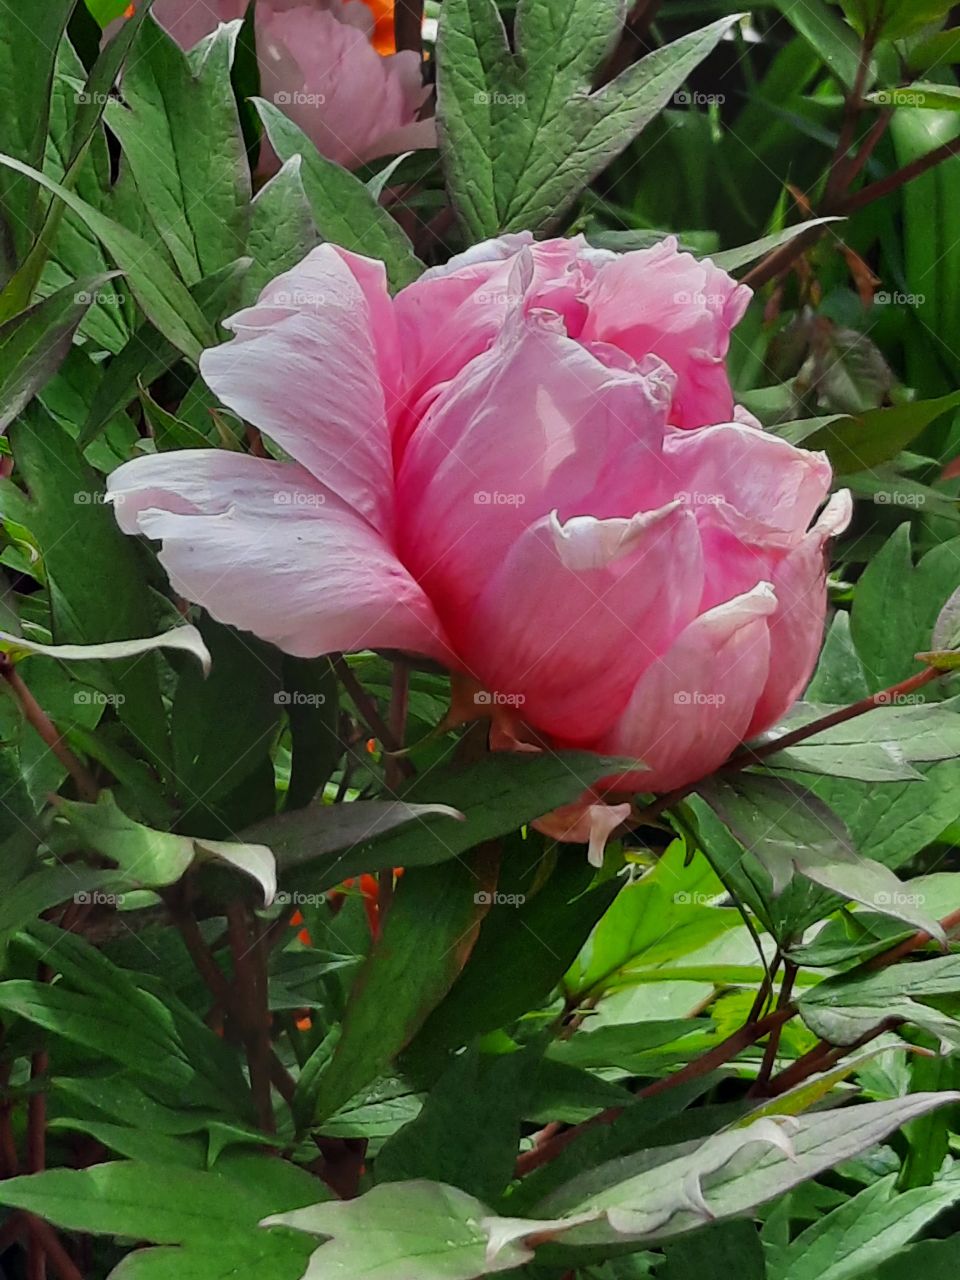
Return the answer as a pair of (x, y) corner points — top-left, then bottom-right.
(4, 1), (960, 1278)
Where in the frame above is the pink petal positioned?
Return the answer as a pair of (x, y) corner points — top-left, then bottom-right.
(534, 801), (634, 868)
(199, 245), (397, 533)
(582, 238), (751, 428)
(108, 450), (450, 662)
(664, 422), (833, 537)
(747, 490), (853, 736)
(149, 0), (245, 49)
(396, 310), (675, 620)
(599, 583), (778, 793)
(392, 238), (605, 454)
(458, 505), (703, 742)
(256, 6), (433, 170)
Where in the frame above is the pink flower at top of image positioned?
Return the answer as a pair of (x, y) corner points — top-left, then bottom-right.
(143, 0), (435, 169)
(108, 233), (850, 856)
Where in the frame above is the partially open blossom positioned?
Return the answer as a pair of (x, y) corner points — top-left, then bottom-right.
(146, 0), (435, 169)
(109, 234), (850, 838)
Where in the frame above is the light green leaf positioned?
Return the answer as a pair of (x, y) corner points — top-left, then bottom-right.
(0, 623), (211, 671)
(105, 17), (250, 284)
(712, 219), (844, 272)
(264, 1180), (533, 1280)
(243, 156), (319, 306)
(437, 0), (739, 238)
(253, 99), (423, 291)
(0, 154), (216, 361)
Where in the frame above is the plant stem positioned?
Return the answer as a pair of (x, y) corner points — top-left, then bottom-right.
(837, 134), (960, 214)
(0, 660), (98, 802)
(332, 656), (414, 779)
(226, 904), (275, 1135)
(751, 961), (798, 1094)
(394, 0), (423, 54)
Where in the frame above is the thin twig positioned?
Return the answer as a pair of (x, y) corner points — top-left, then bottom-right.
(0, 661), (98, 802)
(332, 656), (414, 779)
(836, 134), (960, 214)
(226, 904), (275, 1135)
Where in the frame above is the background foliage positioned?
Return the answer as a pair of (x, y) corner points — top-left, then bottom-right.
(4, 1), (960, 1278)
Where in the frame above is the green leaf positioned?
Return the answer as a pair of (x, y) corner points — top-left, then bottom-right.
(53, 791), (277, 902)
(876, 1238), (960, 1279)
(0, 0), (76, 269)
(0, 623), (210, 669)
(0, 274), (115, 430)
(80, 257), (251, 448)
(170, 617), (281, 822)
(251, 799), (465, 890)
(308, 853), (497, 1123)
(775, 0), (867, 90)
(409, 850), (620, 1063)
(437, 0), (739, 238)
(0, 1158), (320, 1247)
(700, 775), (945, 939)
(840, 0), (955, 42)
(266, 1180), (532, 1280)
(105, 16), (250, 285)
(244, 156), (319, 306)
(659, 1220), (765, 1280)
(261, 752), (633, 889)
(282, 656), (340, 810)
(711, 219), (845, 273)
(252, 99), (423, 291)
(376, 1047), (535, 1201)
(779, 390), (960, 473)
(766, 1170), (960, 1280)
(0, 153), (216, 361)
(799, 955), (960, 1052)
(7, 411), (172, 765)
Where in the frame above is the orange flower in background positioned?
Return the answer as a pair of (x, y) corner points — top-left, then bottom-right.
(359, 0), (396, 54)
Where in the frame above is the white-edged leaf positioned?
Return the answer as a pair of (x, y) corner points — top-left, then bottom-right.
(0, 624), (211, 674)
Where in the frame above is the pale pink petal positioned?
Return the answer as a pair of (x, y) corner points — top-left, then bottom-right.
(396, 312), (675, 619)
(747, 490), (853, 736)
(199, 245), (396, 532)
(599, 583), (778, 793)
(108, 451), (450, 662)
(582, 238), (751, 428)
(458, 505), (703, 742)
(393, 239), (605, 453)
(148, 0), (245, 49)
(257, 6), (433, 170)
(664, 423), (833, 537)
(534, 801), (633, 868)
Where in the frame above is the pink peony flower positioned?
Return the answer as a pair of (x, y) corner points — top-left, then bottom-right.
(146, 0), (435, 169)
(109, 234), (850, 820)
